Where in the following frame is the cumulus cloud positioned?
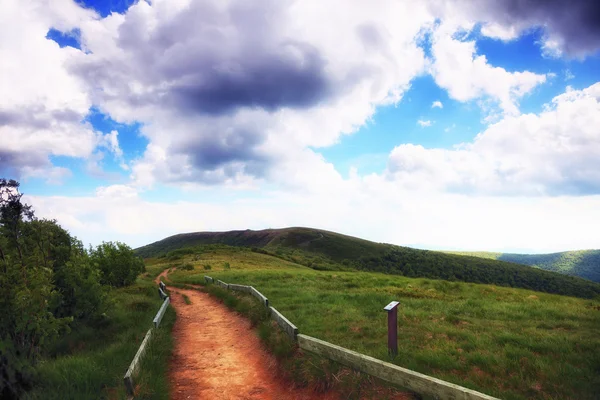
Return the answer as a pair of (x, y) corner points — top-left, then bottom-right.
(431, 100), (443, 108)
(387, 83), (600, 195)
(63, 0), (432, 186)
(429, 22), (547, 116)
(0, 0), (103, 179)
(417, 119), (433, 127)
(437, 0), (600, 58)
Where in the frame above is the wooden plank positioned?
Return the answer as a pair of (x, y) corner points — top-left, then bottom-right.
(297, 334), (499, 400)
(153, 297), (170, 328)
(249, 286), (269, 307)
(158, 287), (167, 300)
(228, 283), (251, 293)
(270, 306), (298, 341)
(204, 275), (214, 284)
(216, 280), (229, 289)
(123, 328), (153, 396)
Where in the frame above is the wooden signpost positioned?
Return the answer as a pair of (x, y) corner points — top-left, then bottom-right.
(384, 301), (399, 356)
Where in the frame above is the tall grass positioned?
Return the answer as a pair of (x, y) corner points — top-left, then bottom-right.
(167, 248), (600, 400)
(23, 265), (175, 399)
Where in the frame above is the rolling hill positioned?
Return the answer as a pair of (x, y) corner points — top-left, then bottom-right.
(136, 227), (600, 298)
(446, 250), (600, 283)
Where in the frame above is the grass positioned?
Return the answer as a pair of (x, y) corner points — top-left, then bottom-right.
(23, 262), (175, 400)
(181, 293), (192, 305)
(199, 280), (417, 399)
(163, 247), (600, 400)
(135, 228), (600, 298)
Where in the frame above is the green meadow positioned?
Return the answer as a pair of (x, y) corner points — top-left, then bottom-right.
(23, 263), (175, 400)
(163, 246), (600, 400)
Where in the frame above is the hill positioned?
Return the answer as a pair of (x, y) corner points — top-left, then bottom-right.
(136, 227), (600, 299)
(446, 250), (600, 283)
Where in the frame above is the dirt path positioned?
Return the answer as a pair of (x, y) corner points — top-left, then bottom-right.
(155, 270), (339, 400)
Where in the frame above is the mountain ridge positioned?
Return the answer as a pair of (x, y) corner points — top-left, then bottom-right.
(135, 227), (600, 298)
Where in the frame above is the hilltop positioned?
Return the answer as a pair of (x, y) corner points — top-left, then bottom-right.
(136, 227), (600, 299)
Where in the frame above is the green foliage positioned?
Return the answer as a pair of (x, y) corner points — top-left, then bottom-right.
(203, 264), (212, 270)
(23, 277), (175, 400)
(0, 179), (112, 397)
(179, 263), (194, 271)
(0, 179), (72, 397)
(447, 250), (600, 283)
(353, 248), (600, 299)
(90, 241), (145, 287)
(223, 262), (230, 270)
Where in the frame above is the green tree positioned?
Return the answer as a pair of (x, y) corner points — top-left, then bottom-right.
(91, 241), (145, 287)
(0, 179), (70, 398)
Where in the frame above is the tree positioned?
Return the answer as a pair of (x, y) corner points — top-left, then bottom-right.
(0, 179), (109, 397)
(90, 241), (145, 287)
(0, 179), (70, 398)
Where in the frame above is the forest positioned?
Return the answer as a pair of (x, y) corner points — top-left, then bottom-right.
(352, 248), (600, 299)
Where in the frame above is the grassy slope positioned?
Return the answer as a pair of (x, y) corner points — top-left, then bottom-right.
(23, 263), (175, 400)
(446, 250), (600, 283)
(135, 228), (600, 298)
(135, 227), (388, 261)
(163, 246), (600, 400)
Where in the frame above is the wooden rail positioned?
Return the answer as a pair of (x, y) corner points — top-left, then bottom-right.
(123, 281), (171, 397)
(153, 297), (170, 328)
(124, 329), (153, 396)
(202, 276), (500, 400)
(298, 334), (499, 400)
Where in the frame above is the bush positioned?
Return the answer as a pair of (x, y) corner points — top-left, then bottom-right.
(90, 242), (145, 288)
(179, 263), (194, 271)
(224, 262), (231, 270)
(203, 264), (212, 270)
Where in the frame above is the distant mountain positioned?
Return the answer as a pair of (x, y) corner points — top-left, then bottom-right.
(136, 227), (600, 298)
(445, 250), (600, 283)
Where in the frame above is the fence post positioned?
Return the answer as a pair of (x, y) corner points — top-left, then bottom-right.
(383, 301), (399, 356)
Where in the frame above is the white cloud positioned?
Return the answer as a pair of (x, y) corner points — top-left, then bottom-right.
(387, 82), (600, 195)
(564, 69), (575, 81)
(0, 0), (100, 179)
(417, 119), (433, 127)
(429, 22), (547, 117)
(26, 179), (600, 253)
(431, 100), (443, 108)
(63, 0), (434, 188)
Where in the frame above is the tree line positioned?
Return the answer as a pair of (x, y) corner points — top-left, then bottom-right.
(0, 179), (145, 398)
(353, 247), (600, 299)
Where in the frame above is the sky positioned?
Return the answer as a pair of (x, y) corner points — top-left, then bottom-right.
(1, 0), (600, 253)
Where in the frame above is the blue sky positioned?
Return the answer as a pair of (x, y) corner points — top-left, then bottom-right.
(2, 0), (600, 252)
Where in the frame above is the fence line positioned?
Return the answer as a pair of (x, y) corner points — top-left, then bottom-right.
(298, 334), (499, 400)
(123, 329), (153, 396)
(203, 275), (500, 400)
(123, 281), (171, 397)
(153, 297), (170, 328)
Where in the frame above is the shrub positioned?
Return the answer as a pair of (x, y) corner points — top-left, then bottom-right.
(203, 264), (212, 270)
(224, 262), (231, 270)
(90, 242), (146, 288)
(180, 263), (194, 271)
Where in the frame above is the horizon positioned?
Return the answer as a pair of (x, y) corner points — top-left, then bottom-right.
(2, 0), (600, 253)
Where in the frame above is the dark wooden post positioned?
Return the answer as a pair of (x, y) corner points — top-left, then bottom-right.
(384, 301), (399, 356)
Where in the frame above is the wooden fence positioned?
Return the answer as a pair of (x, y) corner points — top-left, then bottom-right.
(204, 275), (500, 400)
(123, 283), (171, 397)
